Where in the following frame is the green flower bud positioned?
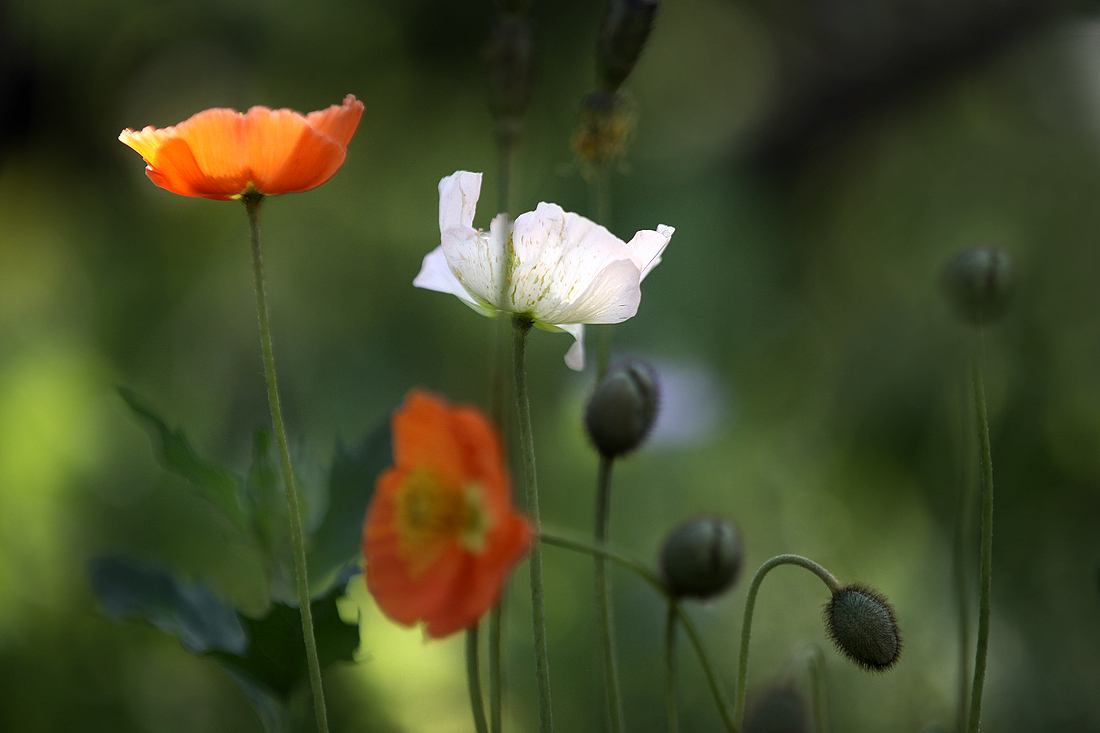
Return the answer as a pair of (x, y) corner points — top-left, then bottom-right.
(940, 246), (1013, 326)
(743, 683), (810, 733)
(585, 360), (659, 458)
(823, 583), (901, 672)
(597, 0), (659, 93)
(659, 517), (743, 600)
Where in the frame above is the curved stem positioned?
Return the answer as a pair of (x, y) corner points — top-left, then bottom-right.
(513, 316), (553, 733)
(244, 194), (329, 733)
(734, 555), (842, 727)
(467, 625), (490, 733)
(968, 329), (994, 733)
(594, 456), (624, 733)
(489, 605), (504, 733)
(665, 601), (680, 733)
(539, 531), (738, 733)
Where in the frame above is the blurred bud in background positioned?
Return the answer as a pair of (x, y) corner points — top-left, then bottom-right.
(659, 516), (743, 600)
(940, 246), (1014, 326)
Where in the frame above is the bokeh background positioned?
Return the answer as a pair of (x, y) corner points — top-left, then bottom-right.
(3, 0), (1100, 730)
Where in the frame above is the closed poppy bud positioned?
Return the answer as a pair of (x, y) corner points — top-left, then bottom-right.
(823, 583), (902, 672)
(597, 0), (660, 93)
(572, 90), (635, 167)
(585, 360), (659, 458)
(659, 517), (742, 599)
(940, 246), (1013, 326)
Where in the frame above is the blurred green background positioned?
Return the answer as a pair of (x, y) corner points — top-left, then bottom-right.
(3, 0), (1100, 730)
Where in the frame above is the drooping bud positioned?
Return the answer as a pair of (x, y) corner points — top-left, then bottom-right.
(486, 13), (534, 145)
(572, 90), (636, 170)
(585, 360), (659, 458)
(940, 246), (1013, 326)
(743, 683), (811, 733)
(823, 583), (901, 672)
(597, 0), (660, 93)
(659, 517), (743, 600)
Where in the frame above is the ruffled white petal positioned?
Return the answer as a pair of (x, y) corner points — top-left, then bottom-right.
(559, 324), (586, 371)
(438, 171), (483, 233)
(509, 203), (638, 322)
(440, 226), (503, 310)
(413, 246), (496, 317)
(627, 224), (674, 281)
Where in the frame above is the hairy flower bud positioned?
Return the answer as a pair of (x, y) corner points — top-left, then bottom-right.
(487, 13), (534, 143)
(659, 517), (743, 599)
(597, 0), (659, 93)
(940, 246), (1013, 326)
(823, 583), (901, 672)
(585, 360), (659, 458)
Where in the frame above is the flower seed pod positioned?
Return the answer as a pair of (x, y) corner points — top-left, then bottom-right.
(585, 360), (659, 458)
(823, 583), (901, 672)
(940, 246), (1013, 326)
(659, 517), (743, 600)
(597, 0), (660, 93)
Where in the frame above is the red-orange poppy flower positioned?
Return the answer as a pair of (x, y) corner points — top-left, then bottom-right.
(119, 94), (364, 200)
(363, 389), (531, 638)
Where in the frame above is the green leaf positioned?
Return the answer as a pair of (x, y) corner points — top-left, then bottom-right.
(308, 422), (392, 588)
(211, 585), (360, 700)
(244, 428), (295, 602)
(89, 556), (247, 656)
(120, 387), (248, 532)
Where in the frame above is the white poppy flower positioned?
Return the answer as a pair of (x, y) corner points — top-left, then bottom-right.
(414, 170), (674, 370)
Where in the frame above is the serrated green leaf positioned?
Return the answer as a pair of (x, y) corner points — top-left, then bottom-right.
(89, 556), (247, 656)
(120, 387), (248, 532)
(211, 585), (360, 700)
(308, 422), (391, 588)
(244, 428), (295, 603)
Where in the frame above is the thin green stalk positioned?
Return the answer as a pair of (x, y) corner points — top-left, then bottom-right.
(665, 601), (680, 733)
(489, 605), (504, 733)
(244, 194), (328, 733)
(539, 531), (738, 733)
(734, 555), (842, 728)
(512, 316), (553, 733)
(804, 644), (830, 733)
(968, 330), (994, 733)
(467, 625), (490, 733)
(594, 455), (624, 733)
(953, 362), (976, 733)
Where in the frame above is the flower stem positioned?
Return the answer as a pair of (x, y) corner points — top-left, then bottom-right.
(243, 194), (328, 733)
(539, 531), (738, 733)
(734, 555), (841, 727)
(467, 625), (490, 733)
(512, 315), (553, 733)
(594, 455), (624, 733)
(489, 605), (504, 733)
(665, 601), (680, 733)
(968, 331), (995, 733)
(804, 644), (830, 733)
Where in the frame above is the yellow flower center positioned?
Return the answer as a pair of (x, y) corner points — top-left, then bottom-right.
(395, 468), (492, 573)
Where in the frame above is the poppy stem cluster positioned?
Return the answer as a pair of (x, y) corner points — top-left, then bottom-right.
(245, 193), (331, 733)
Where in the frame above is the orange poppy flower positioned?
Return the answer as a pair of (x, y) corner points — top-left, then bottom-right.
(363, 389), (531, 638)
(119, 94), (364, 200)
